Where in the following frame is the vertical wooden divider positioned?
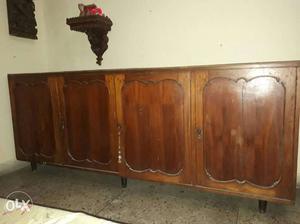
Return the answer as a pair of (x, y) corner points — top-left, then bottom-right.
(48, 76), (65, 163)
(191, 70), (208, 185)
(114, 74), (126, 175)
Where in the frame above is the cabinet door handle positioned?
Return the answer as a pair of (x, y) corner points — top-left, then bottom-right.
(196, 128), (202, 139)
(60, 116), (65, 131)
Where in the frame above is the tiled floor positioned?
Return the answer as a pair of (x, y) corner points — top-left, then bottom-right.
(0, 165), (299, 224)
(0, 198), (116, 224)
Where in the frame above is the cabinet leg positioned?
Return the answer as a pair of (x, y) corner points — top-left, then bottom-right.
(258, 200), (267, 213)
(31, 161), (37, 171)
(121, 177), (127, 188)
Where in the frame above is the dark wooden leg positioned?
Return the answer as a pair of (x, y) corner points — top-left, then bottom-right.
(31, 161), (37, 171)
(121, 177), (127, 188)
(258, 200), (267, 213)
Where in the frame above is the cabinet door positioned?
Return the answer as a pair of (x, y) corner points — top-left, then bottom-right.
(9, 77), (57, 163)
(115, 71), (191, 184)
(61, 75), (118, 172)
(193, 68), (297, 202)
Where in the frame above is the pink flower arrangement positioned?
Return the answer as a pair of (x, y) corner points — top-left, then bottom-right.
(78, 4), (103, 16)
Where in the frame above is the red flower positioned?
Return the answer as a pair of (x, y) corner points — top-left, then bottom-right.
(90, 7), (103, 16)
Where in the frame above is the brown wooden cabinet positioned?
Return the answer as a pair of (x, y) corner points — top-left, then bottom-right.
(115, 71), (192, 184)
(192, 67), (297, 203)
(59, 74), (118, 172)
(8, 61), (300, 211)
(9, 76), (57, 163)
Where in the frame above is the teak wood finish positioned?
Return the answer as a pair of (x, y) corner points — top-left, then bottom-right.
(60, 75), (118, 172)
(115, 71), (192, 185)
(192, 68), (297, 203)
(8, 61), (300, 208)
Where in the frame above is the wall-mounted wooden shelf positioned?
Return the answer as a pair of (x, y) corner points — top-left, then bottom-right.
(66, 15), (113, 65)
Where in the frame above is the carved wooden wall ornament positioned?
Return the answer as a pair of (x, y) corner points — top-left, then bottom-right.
(66, 5), (113, 65)
(6, 0), (38, 39)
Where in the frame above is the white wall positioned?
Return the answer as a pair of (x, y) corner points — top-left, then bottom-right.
(43, 0), (300, 70)
(0, 0), (49, 163)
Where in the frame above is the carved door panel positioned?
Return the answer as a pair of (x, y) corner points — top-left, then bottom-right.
(115, 71), (191, 184)
(193, 68), (297, 201)
(61, 75), (118, 172)
(9, 77), (57, 163)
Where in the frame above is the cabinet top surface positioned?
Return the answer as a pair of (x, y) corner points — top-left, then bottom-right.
(8, 60), (300, 77)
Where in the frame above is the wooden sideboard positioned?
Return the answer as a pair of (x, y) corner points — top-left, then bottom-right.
(8, 61), (300, 213)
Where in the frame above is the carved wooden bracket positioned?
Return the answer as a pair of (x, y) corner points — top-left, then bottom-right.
(66, 15), (113, 65)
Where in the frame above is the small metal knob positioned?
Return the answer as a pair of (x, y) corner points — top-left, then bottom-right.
(196, 128), (202, 139)
(118, 151), (122, 164)
(60, 116), (65, 131)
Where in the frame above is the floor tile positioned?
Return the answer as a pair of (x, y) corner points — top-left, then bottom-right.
(98, 179), (239, 224)
(0, 165), (124, 216)
(237, 197), (300, 224)
(1, 165), (299, 224)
